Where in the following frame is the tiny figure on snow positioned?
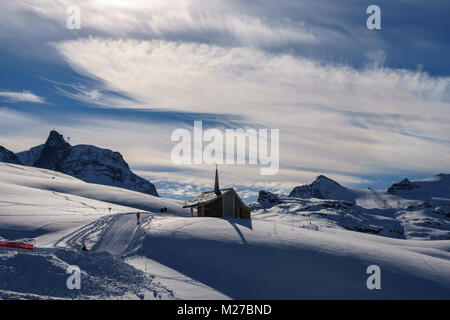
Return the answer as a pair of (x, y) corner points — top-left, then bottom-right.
(82, 244), (88, 252)
(136, 212), (141, 223)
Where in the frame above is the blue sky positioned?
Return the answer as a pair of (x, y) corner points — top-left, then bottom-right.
(0, 0), (449, 202)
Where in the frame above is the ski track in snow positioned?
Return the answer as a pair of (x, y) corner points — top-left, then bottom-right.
(95, 213), (149, 256)
(51, 191), (99, 211)
(50, 212), (225, 299)
(54, 214), (119, 250)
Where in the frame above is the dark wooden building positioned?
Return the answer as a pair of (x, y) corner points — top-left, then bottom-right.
(183, 167), (251, 219)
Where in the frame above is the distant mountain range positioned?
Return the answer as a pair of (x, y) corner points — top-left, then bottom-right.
(0, 130), (158, 196)
(288, 174), (450, 203)
(252, 174), (450, 240)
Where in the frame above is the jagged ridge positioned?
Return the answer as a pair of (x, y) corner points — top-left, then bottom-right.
(14, 131), (158, 196)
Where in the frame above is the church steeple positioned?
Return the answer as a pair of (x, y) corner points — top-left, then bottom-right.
(214, 164), (221, 195)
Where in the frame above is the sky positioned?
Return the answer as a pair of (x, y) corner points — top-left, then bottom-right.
(0, 0), (449, 202)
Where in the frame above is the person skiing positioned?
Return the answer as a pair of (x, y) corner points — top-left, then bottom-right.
(136, 212), (141, 223)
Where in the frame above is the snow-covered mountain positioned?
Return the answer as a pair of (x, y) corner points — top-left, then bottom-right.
(0, 146), (21, 165)
(253, 174), (450, 240)
(388, 174), (450, 202)
(289, 175), (357, 202)
(16, 144), (44, 166)
(14, 131), (158, 196)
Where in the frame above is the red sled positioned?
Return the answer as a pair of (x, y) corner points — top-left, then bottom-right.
(0, 241), (34, 251)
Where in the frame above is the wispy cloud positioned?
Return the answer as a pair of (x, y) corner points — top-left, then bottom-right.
(2, 0), (450, 73)
(51, 38), (450, 180)
(54, 38), (450, 114)
(0, 0), (316, 48)
(0, 91), (46, 104)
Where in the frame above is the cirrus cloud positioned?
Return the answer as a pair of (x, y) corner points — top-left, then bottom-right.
(0, 90), (46, 104)
(52, 37), (450, 181)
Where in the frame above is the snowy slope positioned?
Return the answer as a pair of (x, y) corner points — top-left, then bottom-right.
(0, 163), (187, 247)
(30, 209), (450, 299)
(252, 192), (405, 238)
(0, 163), (186, 218)
(0, 163), (189, 299)
(134, 216), (450, 299)
(1, 164), (449, 299)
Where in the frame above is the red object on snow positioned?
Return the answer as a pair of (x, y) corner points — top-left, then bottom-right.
(0, 241), (34, 251)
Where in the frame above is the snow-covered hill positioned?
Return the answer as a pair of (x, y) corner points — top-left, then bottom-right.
(134, 216), (450, 299)
(1, 165), (449, 299)
(0, 163), (186, 248)
(0, 163), (185, 225)
(15, 131), (158, 196)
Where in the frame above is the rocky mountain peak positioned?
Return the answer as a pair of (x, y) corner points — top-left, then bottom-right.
(435, 173), (449, 180)
(34, 131), (71, 171)
(258, 190), (282, 205)
(312, 175), (340, 186)
(387, 178), (417, 194)
(45, 130), (70, 149)
(12, 130), (158, 196)
(289, 175), (355, 202)
(387, 174), (449, 201)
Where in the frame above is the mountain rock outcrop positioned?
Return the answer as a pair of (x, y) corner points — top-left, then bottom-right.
(14, 131), (158, 196)
(289, 175), (355, 202)
(0, 146), (22, 165)
(387, 174), (450, 202)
